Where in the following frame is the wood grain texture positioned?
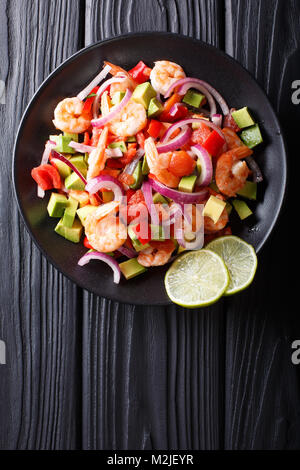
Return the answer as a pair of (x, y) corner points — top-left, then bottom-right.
(224, 0), (300, 450)
(83, 0), (226, 450)
(0, 0), (83, 449)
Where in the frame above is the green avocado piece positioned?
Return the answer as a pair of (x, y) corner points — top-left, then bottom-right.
(63, 132), (78, 143)
(183, 90), (205, 108)
(225, 201), (233, 216)
(232, 199), (253, 220)
(196, 158), (202, 176)
(55, 218), (83, 243)
(132, 82), (156, 109)
(119, 258), (147, 280)
(152, 192), (168, 204)
(69, 155), (87, 177)
(129, 161), (143, 189)
(147, 97), (163, 118)
(54, 134), (76, 154)
(62, 197), (79, 228)
(232, 107), (255, 129)
(178, 174), (197, 193)
(236, 181), (257, 200)
(47, 193), (68, 217)
(108, 141), (127, 153)
(65, 172), (86, 191)
(111, 91), (125, 106)
(150, 224), (165, 241)
(127, 136), (137, 143)
(128, 225), (150, 252)
(51, 158), (72, 179)
(142, 155), (150, 175)
(76, 205), (97, 225)
(240, 124), (263, 149)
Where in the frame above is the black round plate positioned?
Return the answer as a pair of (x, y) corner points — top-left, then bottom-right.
(13, 32), (287, 305)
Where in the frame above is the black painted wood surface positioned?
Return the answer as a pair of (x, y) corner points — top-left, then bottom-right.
(1, 0), (300, 450)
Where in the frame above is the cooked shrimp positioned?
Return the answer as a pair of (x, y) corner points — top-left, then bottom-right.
(138, 240), (175, 267)
(204, 207), (229, 233)
(87, 126), (109, 180)
(110, 72), (135, 95)
(108, 100), (147, 137)
(144, 138), (180, 188)
(104, 61), (138, 89)
(53, 97), (91, 133)
(222, 128), (253, 158)
(215, 148), (251, 197)
(85, 201), (127, 252)
(150, 60), (186, 95)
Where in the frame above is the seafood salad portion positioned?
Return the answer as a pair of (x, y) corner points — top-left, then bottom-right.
(31, 59), (263, 304)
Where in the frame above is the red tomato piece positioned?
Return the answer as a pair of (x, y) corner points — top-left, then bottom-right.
(147, 119), (163, 139)
(168, 151), (196, 177)
(31, 164), (62, 190)
(129, 61), (152, 84)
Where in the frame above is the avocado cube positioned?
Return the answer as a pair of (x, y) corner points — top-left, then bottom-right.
(63, 132), (78, 142)
(147, 97), (163, 118)
(232, 199), (253, 220)
(119, 258), (147, 280)
(108, 141), (127, 153)
(150, 224), (165, 241)
(236, 181), (257, 200)
(203, 195), (227, 224)
(51, 158), (72, 179)
(129, 161), (143, 190)
(127, 136), (137, 143)
(76, 205), (97, 226)
(240, 124), (263, 149)
(191, 114), (209, 129)
(62, 197), (78, 228)
(142, 155), (150, 175)
(177, 245), (186, 254)
(196, 158), (202, 176)
(54, 134), (76, 154)
(152, 192), (168, 204)
(111, 91), (125, 106)
(69, 155), (87, 177)
(183, 90), (205, 108)
(232, 107), (255, 129)
(54, 218), (83, 243)
(132, 82), (156, 109)
(47, 193), (68, 218)
(128, 225), (150, 252)
(178, 174), (197, 193)
(225, 201), (233, 216)
(65, 172), (86, 191)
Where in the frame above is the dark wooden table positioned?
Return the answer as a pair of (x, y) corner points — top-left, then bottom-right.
(1, 0), (300, 450)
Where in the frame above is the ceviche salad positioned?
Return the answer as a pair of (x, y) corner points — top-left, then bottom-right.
(31, 59), (263, 307)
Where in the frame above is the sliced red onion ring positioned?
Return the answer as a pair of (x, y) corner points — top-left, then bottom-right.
(245, 156), (263, 183)
(92, 76), (127, 118)
(91, 89), (132, 128)
(212, 113), (223, 127)
(50, 150), (87, 185)
(78, 251), (121, 284)
(191, 144), (213, 187)
(117, 245), (137, 259)
(69, 141), (95, 153)
(156, 126), (192, 153)
(148, 177), (208, 203)
(105, 147), (123, 158)
(124, 148), (145, 175)
(38, 141), (56, 198)
(77, 64), (111, 101)
(141, 181), (160, 225)
(85, 175), (125, 200)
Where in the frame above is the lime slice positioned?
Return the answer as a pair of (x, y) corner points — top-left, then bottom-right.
(164, 250), (229, 308)
(206, 235), (257, 295)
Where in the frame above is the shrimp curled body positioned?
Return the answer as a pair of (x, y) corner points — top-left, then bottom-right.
(215, 148), (250, 197)
(87, 126), (109, 180)
(150, 61), (186, 95)
(108, 100), (147, 137)
(138, 240), (175, 267)
(53, 97), (91, 133)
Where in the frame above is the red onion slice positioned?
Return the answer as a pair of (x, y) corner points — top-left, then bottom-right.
(38, 141), (56, 198)
(169, 102), (186, 117)
(245, 156), (263, 183)
(117, 245), (137, 259)
(156, 125), (192, 153)
(212, 113), (223, 127)
(78, 251), (121, 284)
(51, 150), (87, 185)
(92, 76), (127, 118)
(141, 181), (160, 225)
(77, 64), (111, 101)
(191, 144), (213, 187)
(91, 89), (132, 128)
(105, 147), (123, 158)
(69, 141), (95, 153)
(148, 177), (208, 203)
(85, 175), (125, 200)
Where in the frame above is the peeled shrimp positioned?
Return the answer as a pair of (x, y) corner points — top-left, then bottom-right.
(53, 97), (91, 133)
(104, 61), (138, 90)
(87, 126), (109, 180)
(204, 207), (229, 234)
(144, 138), (180, 188)
(108, 100), (147, 137)
(84, 201), (127, 253)
(215, 148), (251, 197)
(150, 60), (186, 95)
(138, 240), (175, 267)
(222, 128), (253, 156)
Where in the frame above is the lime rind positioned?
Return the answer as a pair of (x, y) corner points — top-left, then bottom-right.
(206, 235), (257, 295)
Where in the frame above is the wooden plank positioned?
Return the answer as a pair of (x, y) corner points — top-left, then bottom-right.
(82, 0), (225, 450)
(0, 0), (82, 449)
(224, 0), (300, 449)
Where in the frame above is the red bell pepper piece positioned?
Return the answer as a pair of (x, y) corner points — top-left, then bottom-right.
(133, 223), (151, 245)
(129, 61), (152, 84)
(160, 104), (188, 122)
(84, 236), (94, 250)
(31, 164), (62, 190)
(106, 158), (125, 169)
(126, 189), (136, 202)
(147, 119), (163, 139)
(83, 132), (90, 145)
(202, 130), (225, 156)
(136, 131), (145, 149)
(82, 86), (99, 114)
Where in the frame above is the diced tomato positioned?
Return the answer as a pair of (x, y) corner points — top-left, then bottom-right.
(106, 158), (125, 169)
(133, 223), (151, 245)
(168, 151), (196, 177)
(100, 168), (120, 178)
(119, 143), (137, 165)
(191, 122), (212, 145)
(84, 236), (94, 250)
(126, 189), (136, 202)
(202, 130), (225, 156)
(147, 119), (163, 139)
(128, 189), (145, 206)
(129, 61), (152, 84)
(126, 189), (148, 224)
(84, 132), (90, 145)
(223, 108), (241, 133)
(31, 164), (62, 190)
(136, 131), (145, 149)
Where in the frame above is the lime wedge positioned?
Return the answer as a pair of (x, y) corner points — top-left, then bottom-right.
(164, 250), (229, 308)
(206, 235), (257, 295)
